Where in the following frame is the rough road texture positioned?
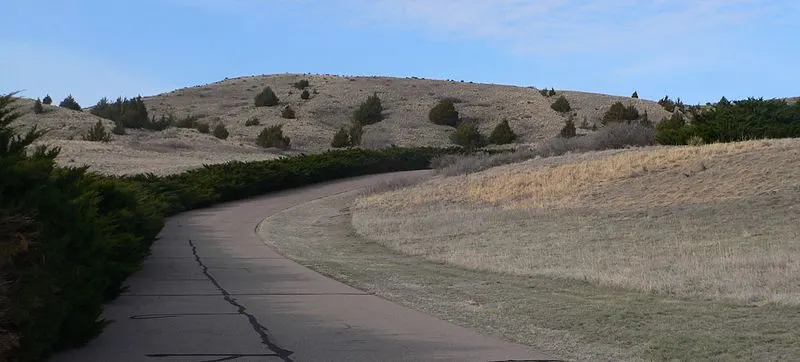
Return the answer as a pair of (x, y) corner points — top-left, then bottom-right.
(51, 171), (558, 362)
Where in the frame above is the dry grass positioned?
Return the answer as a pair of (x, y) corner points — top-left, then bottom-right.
(12, 75), (673, 175)
(261, 189), (800, 361)
(354, 139), (800, 305)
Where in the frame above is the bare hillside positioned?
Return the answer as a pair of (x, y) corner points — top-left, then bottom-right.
(12, 74), (675, 175)
(144, 74), (673, 151)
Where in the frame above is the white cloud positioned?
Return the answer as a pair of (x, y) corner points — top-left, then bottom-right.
(0, 41), (174, 105)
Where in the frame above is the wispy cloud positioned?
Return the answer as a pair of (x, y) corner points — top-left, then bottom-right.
(337, 0), (793, 79)
(346, 0), (781, 55)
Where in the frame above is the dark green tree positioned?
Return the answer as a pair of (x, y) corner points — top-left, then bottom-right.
(429, 99), (460, 127)
(550, 95), (571, 113)
(331, 127), (350, 148)
(602, 102), (640, 124)
(548, 88), (556, 97)
(42, 94), (52, 105)
(281, 105), (296, 119)
(488, 119), (517, 144)
(631, 91), (639, 98)
(33, 98), (44, 114)
(254, 87), (280, 107)
(353, 93), (384, 125)
(213, 124), (229, 140)
(59, 95), (81, 111)
(300, 89), (310, 100)
(293, 79), (310, 90)
(560, 116), (577, 138)
(257, 124), (290, 149)
(83, 120), (112, 142)
(450, 121), (486, 149)
(348, 119), (363, 146)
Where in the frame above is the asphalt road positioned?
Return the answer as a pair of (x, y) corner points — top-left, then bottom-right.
(51, 171), (558, 362)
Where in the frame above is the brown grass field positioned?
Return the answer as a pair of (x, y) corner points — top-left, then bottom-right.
(257, 139), (800, 361)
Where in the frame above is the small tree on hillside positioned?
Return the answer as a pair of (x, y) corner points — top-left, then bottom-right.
(254, 87), (280, 107)
(348, 119), (363, 146)
(560, 116), (577, 138)
(83, 120), (112, 142)
(257, 124), (290, 149)
(450, 121), (486, 149)
(548, 88), (556, 97)
(429, 98), (460, 127)
(281, 105), (296, 119)
(59, 95), (82, 111)
(353, 93), (384, 125)
(488, 119), (517, 145)
(550, 95), (571, 113)
(33, 98), (44, 114)
(602, 102), (640, 124)
(300, 89), (310, 100)
(213, 124), (229, 139)
(631, 91), (639, 98)
(331, 127), (350, 148)
(293, 79), (310, 90)
(42, 94), (52, 105)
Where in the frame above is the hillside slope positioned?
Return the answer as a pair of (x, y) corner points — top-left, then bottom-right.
(144, 74), (673, 151)
(12, 74), (676, 175)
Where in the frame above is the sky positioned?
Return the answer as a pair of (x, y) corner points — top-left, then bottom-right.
(2, 0), (798, 107)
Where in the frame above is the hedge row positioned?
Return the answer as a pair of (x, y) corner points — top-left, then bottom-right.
(0, 94), (493, 361)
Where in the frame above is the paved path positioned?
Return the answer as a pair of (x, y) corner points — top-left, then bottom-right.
(52, 171), (558, 362)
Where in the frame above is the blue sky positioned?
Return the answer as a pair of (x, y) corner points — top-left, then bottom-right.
(3, 0), (798, 106)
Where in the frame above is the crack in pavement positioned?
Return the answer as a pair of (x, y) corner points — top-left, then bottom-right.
(130, 313), (240, 320)
(189, 239), (295, 362)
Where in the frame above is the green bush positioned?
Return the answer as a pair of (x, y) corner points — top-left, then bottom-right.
(33, 98), (44, 114)
(349, 119), (363, 146)
(90, 97), (161, 130)
(560, 116), (577, 138)
(488, 119), (517, 145)
(550, 95), (571, 113)
(257, 124), (291, 149)
(111, 121), (126, 135)
(58, 95), (81, 111)
(42, 95), (52, 105)
(254, 87), (279, 107)
(281, 105), (296, 119)
(602, 102), (640, 124)
(196, 123), (210, 134)
(331, 127), (350, 148)
(212, 124), (229, 140)
(655, 97), (800, 145)
(293, 79), (310, 90)
(450, 121), (486, 149)
(631, 91), (639, 98)
(83, 120), (112, 142)
(300, 89), (310, 100)
(244, 117), (260, 126)
(353, 93), (384, 125)
(549, 88), (556, 97)
(429, 99), (459, 127)
(172, 114), (199, 129)
(539, 88), (549, 97)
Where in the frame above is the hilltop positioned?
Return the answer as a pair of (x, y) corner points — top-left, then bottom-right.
(12, 74), (677, 175)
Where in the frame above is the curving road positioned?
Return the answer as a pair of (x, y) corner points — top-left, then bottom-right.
(51, 171), (557, 362)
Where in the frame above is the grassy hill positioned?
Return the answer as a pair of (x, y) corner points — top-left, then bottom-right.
(11, 73), (682, 175)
